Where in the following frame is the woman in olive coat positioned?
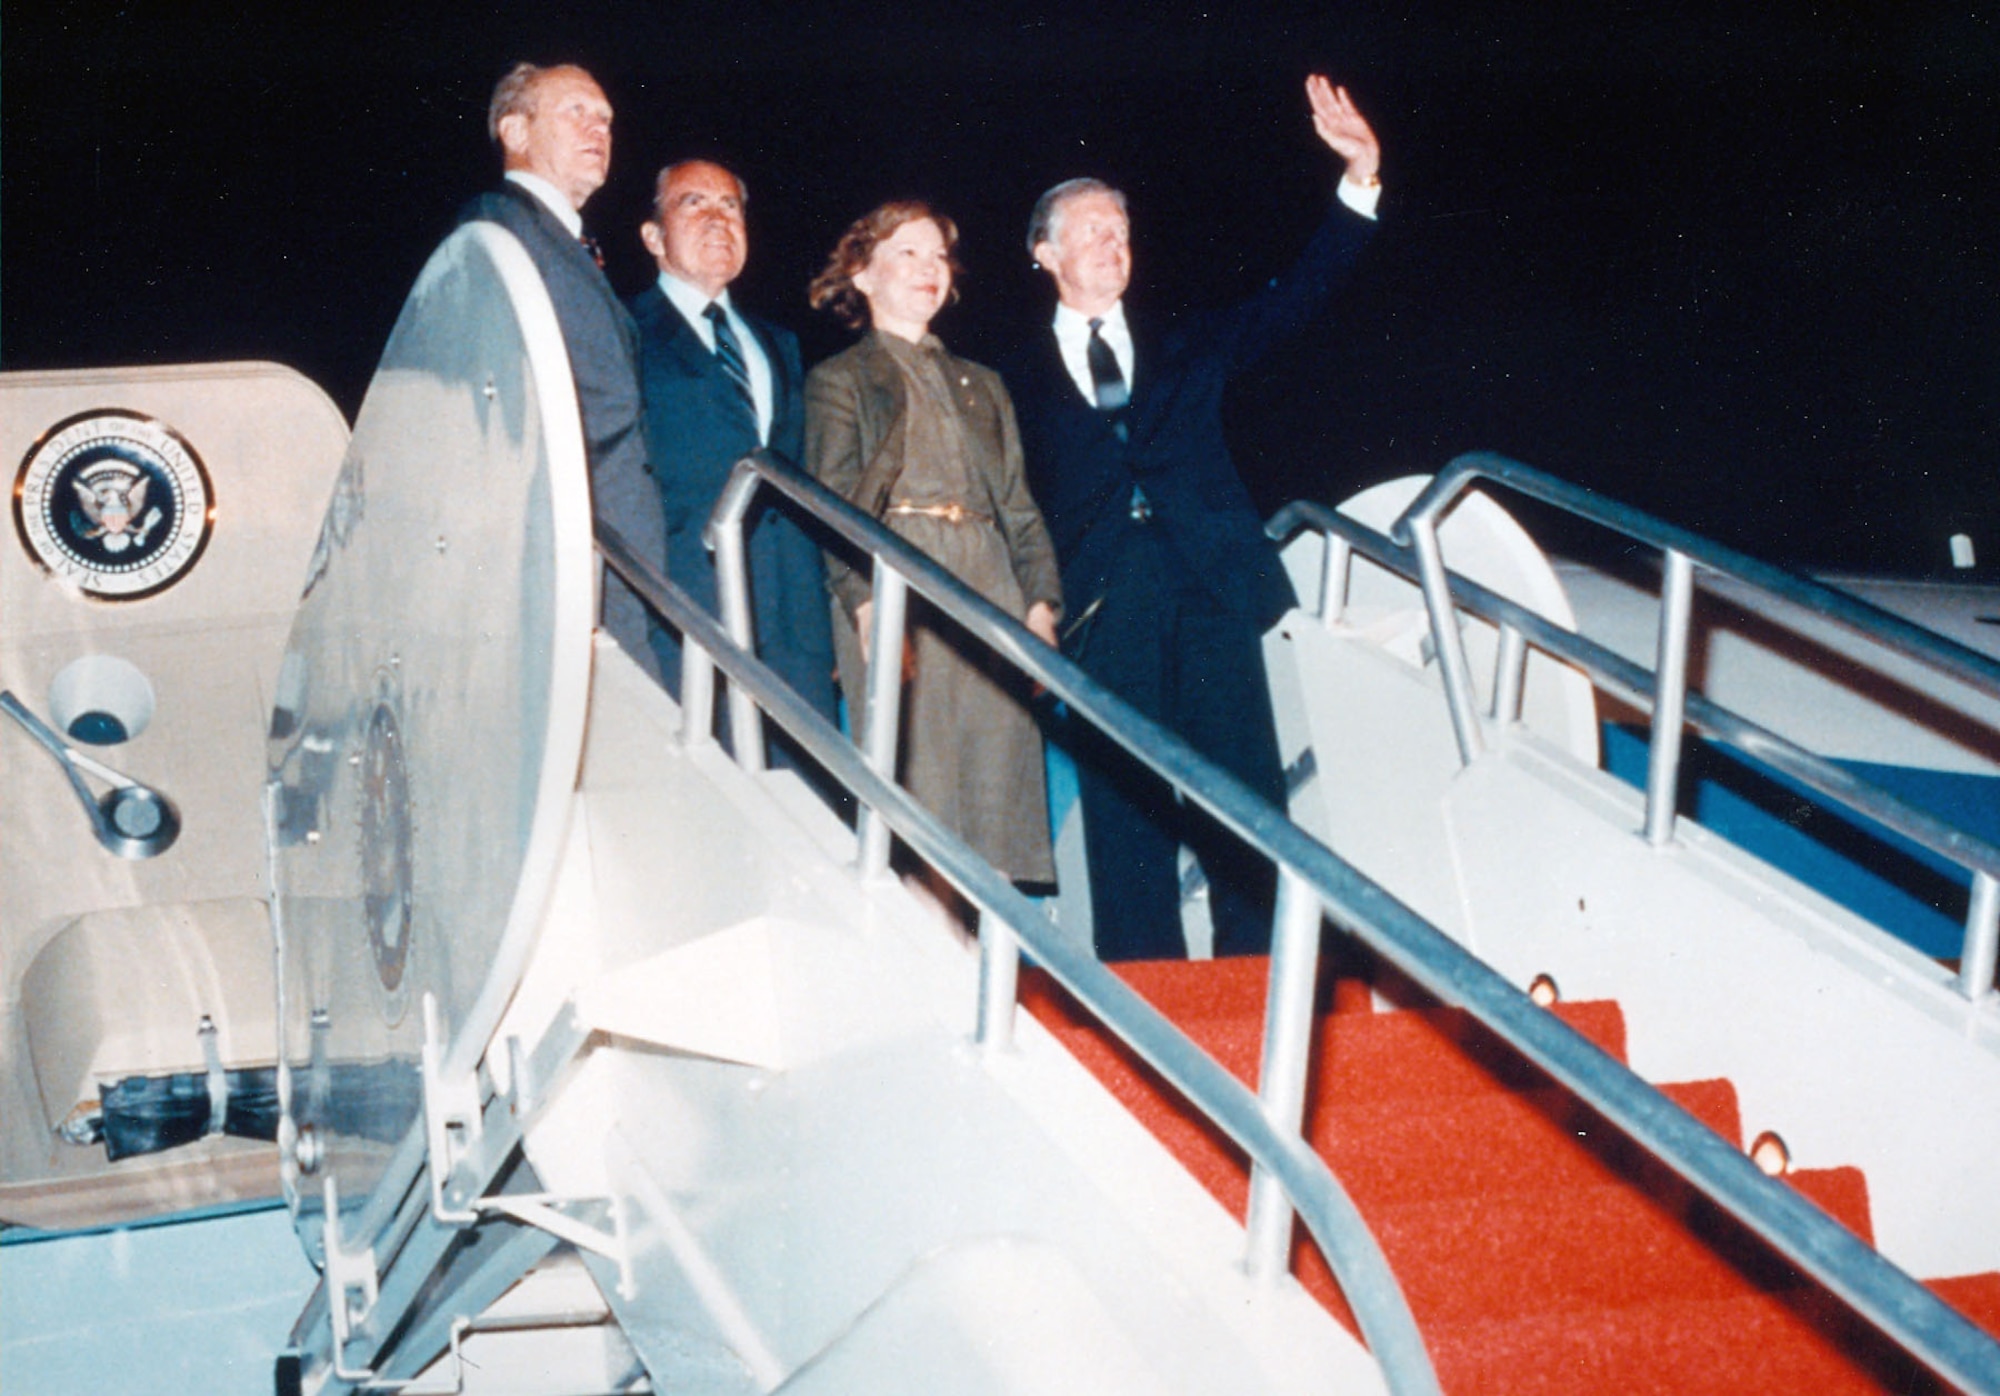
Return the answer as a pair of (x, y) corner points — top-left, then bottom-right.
(806, 200), (1061, 885)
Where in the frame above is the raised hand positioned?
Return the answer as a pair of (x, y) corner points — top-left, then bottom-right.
(1307, 74), (1381, 186)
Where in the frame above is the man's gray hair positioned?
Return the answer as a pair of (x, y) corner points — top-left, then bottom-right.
(487, 61), (546, 143)
(652, 160), (750, 221)
(1026, 177), (1127, 257)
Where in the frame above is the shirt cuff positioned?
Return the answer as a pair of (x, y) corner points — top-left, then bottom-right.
(1337, 176), (1382, 221)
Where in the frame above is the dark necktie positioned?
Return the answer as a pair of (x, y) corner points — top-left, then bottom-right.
(1086, 317), (1130, 412)
(1087, 317), (1132, 454)
(579, 232), (605, 270)
(704, 302), (757, 421)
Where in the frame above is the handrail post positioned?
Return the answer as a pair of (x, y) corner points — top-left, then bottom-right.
(1644, 549), (1696, 847)
(708, 505), (767, 775)
(1319, 532), (1353, 630)
(854, 563), (910, 879)
(1408, 513), (1485, 765)
(1960, 872), (1999, 1002)
(680, 648), (718, 751)
(1244, 867), (1325, 1283)
(975, 905), (1021, 1054)
(1492, 621), (1528, 723)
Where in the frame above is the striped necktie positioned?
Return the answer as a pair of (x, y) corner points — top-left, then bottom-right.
(704, 302), (756, 420)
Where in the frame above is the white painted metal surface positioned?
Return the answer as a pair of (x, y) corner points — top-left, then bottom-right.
(1560, 563), (2000, 775)
(265, 222), (595, 1265)
(0, 364), (348, 1227)
(497, 641), (1384, 1395)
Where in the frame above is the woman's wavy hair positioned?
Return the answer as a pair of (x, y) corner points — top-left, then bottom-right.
(808, 200), (964, 331)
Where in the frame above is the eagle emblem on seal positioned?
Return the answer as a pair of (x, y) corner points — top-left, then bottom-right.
(13, 408), (214, 600)
(72, 461), (164, 553)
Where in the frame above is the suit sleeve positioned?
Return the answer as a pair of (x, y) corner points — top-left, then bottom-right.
(1201, 202), (1377, 377)
(988, 379), (1063, 619)
(804, 362), (875, 618)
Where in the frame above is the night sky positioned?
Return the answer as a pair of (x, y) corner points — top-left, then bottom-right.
(6, 2), (1996, 575)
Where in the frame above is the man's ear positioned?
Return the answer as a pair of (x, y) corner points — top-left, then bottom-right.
(497, 111), (530, 159)
(1031, 241), (1058, 274)
(640, 220), (665, 260)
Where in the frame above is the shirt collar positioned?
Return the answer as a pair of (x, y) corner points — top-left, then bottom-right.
(504, 170), (583, 238)
(657, 270), (735, 330)
(1052, 299), (1127, 344)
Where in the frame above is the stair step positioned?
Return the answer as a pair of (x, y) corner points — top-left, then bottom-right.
(1785, 1165), (1874, 1247)
(1303, 999), (1629, 1108)
(1358, 1177), (1836, 1328)
(1026, 965), (1629, 1100)
(1107, 954), (1380, 1021)
(1422, 1289), (1950, 1396)
(1305, 1078), (1742, 1212)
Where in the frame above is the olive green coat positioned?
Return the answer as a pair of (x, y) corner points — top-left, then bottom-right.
(806, 331), (1061, 882)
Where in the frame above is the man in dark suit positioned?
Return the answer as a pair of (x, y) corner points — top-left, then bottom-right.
(629, 160), (837, 761)
(458, 62), (665, 683)
(1002, 75), (1382, 961)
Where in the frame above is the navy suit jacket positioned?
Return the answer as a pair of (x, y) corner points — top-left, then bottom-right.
(1002, 205), (1377, 632)
(458, 183), (665, 678)
(628, 284), (835, 719)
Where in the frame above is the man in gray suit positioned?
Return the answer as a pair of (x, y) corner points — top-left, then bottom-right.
(629, 160), (836, 761)
(459, 62), (665, 681)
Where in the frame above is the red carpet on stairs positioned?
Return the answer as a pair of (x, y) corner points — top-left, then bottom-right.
(1020, 958), (2000, 1394)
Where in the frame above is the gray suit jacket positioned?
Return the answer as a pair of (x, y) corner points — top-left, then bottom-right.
(458, 182), (664, 680)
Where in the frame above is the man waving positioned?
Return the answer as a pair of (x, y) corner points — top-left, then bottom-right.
(1003, 76), (1382, 961)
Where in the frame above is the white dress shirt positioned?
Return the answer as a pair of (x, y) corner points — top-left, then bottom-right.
(657, 272), (774, 446)
(504, 170), (583, 238)
(1052, 301), (1136, 408)
(1049, 180), (1382, 404)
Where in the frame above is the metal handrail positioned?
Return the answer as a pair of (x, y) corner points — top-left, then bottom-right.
(1313, 449), (2000, 999)
(1267, 496), (2000, 883)
(607, 450), (2000, 1393)
(1400, 452), (2000, 695)
(1267, 485), (2000, 1392)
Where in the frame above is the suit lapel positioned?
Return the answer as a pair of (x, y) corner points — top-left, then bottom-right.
(742, 313), (791, 412)
(651, 291), (724, 381)
(637, 287), (746, 413)
(502, 184), (598, 276)
(1120, 306), (1160, 420)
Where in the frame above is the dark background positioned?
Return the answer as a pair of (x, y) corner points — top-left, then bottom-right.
(6, 2), (1996, 575)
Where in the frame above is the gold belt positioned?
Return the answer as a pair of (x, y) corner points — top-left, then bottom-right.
(884, 500), (991, 525)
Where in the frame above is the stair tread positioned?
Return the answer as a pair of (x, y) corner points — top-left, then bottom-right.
(1027, 967), (1630, 1102)
(1354, 1178), (1831, 1325)
(1422, 1289), (1953, 1396)
(1785, 1165), (1875, 1247)
(1307, 1078), (1743, 1209)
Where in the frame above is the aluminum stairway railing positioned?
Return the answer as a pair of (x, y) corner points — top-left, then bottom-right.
(1269, 450), (2000, 1003)
(603, 449), (2000, 1395)
(1265, 452), (2000, 1393)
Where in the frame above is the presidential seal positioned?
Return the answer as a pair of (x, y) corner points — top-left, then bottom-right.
(13, 408), (215, 600)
